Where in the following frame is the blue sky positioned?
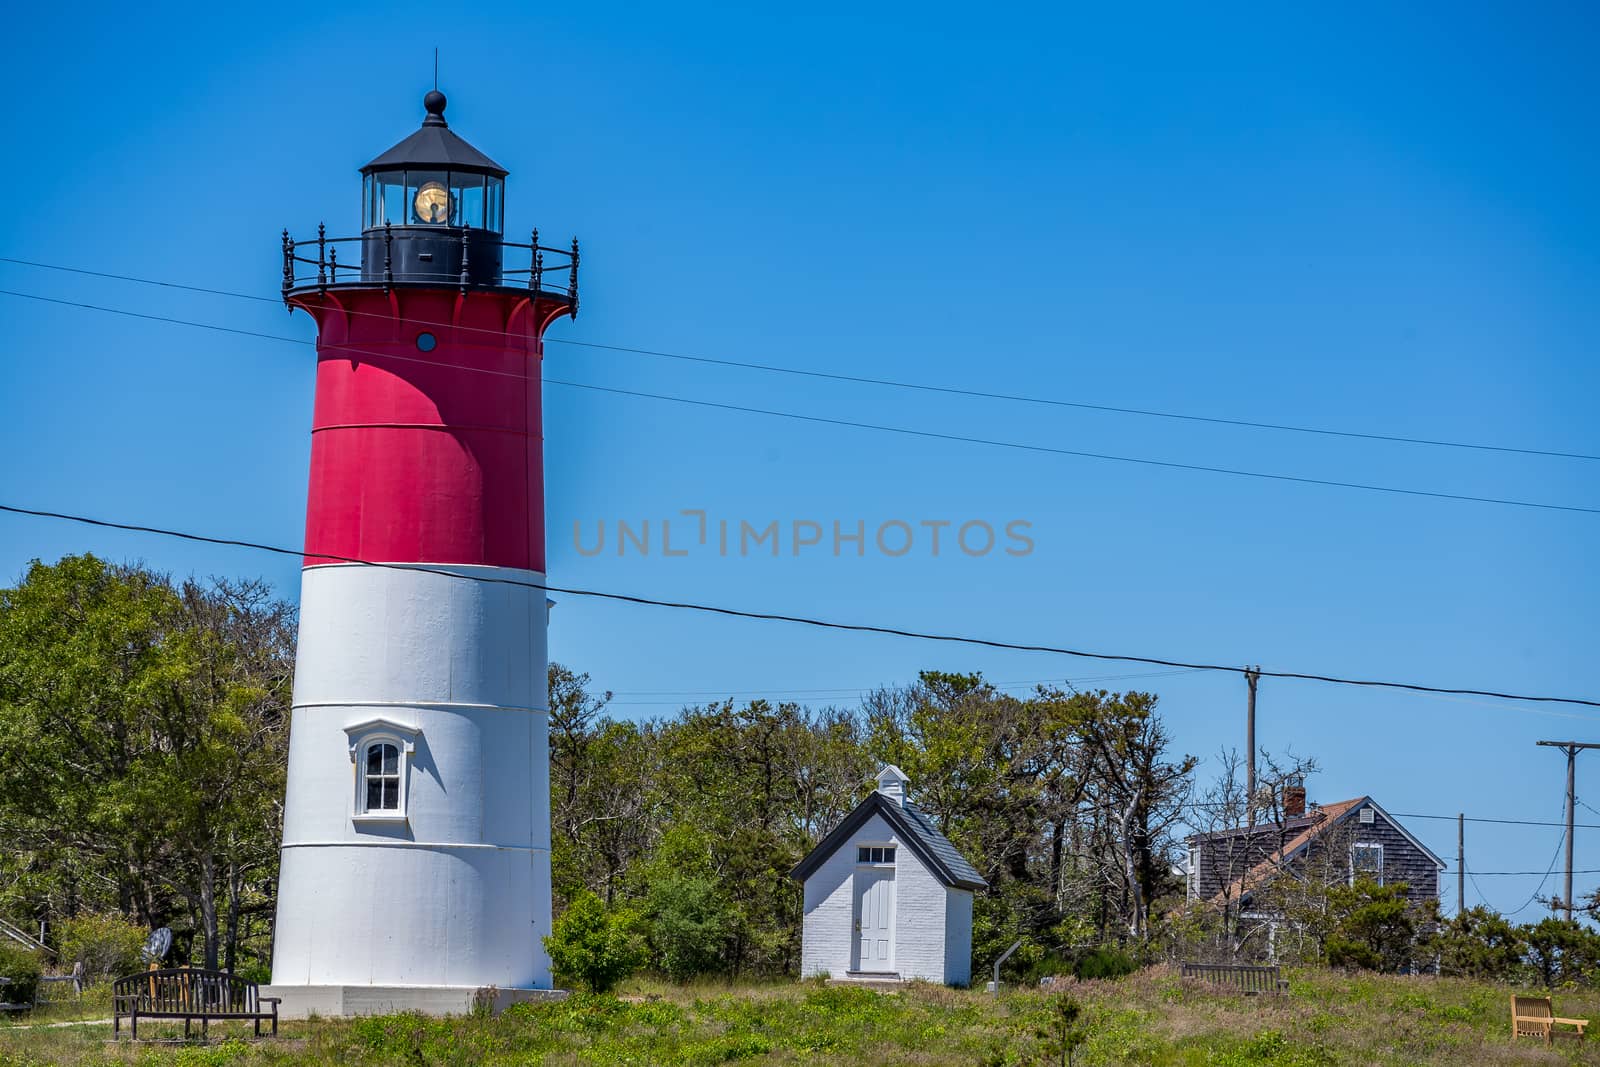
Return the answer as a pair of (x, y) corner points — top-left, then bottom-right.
(2, 2), (1597, 916)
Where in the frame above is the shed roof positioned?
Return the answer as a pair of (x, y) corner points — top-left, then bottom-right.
(790, 792), (988, 891)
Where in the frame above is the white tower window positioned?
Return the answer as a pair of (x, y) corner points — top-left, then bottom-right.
(363, 742), (402, 812)
(343, 718), (420, 822)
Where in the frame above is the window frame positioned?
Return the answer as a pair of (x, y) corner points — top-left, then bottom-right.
(359, 740), (405, 816)
(343, 718), (420, 824)
(855, 844), (897, 866)
(1187, 845), (1200, 899)
(1350, 841), (1384, 886)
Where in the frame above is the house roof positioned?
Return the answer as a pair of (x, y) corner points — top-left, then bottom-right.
(1200, 796), (1447, 905)
(790, 792), (988, 891)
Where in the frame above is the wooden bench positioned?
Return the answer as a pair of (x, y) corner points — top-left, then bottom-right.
(1511, 994), (1588, 1045)
(1181, 962), (1288, 995)
(112, 967), (279, 1040)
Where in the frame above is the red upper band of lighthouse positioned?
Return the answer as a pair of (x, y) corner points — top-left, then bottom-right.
(281, 89), (577, 573)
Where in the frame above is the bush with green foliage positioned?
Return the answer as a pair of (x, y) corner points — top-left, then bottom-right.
(544, 890), (647, 993)
(645, 874), (735, 982)
(1034, 995), (1089, 1066)
(1433, 906), (1527, 982)
(0, 941), (41, 1004)
(1323, 878), (1417, 972)
(1073, 946), (1139, 981)
(1523, 918), (1600, 989)
(57, 913), (147, 981)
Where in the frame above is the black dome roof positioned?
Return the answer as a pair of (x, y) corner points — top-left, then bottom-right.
(360, 91), (507, 177)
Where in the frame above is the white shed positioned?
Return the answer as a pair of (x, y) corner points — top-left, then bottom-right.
(791, 766), (987, 986)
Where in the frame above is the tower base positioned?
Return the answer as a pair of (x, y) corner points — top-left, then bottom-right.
(261, 984), (568, 1019)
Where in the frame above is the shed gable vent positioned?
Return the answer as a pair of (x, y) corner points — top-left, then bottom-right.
(1359, 807), (1375, 824)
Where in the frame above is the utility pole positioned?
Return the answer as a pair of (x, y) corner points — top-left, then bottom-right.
(1536, 740), (1600, 921)
(1245, 667), (1261, 827)
(1457, 813), (1465, 918)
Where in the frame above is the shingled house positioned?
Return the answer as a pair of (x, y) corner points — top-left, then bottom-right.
(1185, 787), (1445, 933)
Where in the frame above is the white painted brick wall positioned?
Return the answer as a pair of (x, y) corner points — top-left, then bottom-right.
(943, 888), (973, 985)
(799, 812), (955, 982)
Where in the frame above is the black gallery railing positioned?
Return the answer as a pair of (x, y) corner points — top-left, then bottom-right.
(282, 224), (579, 308)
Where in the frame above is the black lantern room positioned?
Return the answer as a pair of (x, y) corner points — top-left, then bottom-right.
(282, 90), (578, 305)
(359, 90), (506, 286)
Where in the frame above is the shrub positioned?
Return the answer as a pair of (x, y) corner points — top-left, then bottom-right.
(57, 912), (147, 981)
(1073, 947), (1138, 981)
(645, 873), (734, 982)
(1524, 918), (1600, 988)
(0, 941), (42, 1004)
(1434, 906), (1526, 981)
(1323, 878), (1416, 971)
(544, 891), (647, 993)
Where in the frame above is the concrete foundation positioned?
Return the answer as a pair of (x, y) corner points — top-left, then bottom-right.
(262, 984), (568, 1019)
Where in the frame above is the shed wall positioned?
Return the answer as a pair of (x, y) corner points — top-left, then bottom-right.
(800, 812), (952, 982)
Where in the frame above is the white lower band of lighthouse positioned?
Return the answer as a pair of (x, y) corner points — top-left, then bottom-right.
(272, 564), (552, 991)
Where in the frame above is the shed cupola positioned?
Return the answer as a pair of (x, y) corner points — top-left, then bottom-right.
(876, 765), (910, 807)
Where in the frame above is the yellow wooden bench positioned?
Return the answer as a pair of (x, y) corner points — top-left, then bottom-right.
(1511, 994), (1588, 1044)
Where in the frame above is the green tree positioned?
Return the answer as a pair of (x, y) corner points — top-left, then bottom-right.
(645, 874), (735, 982)
(1524, 918), (1600, 988)
(0, 556), (292, 972)
(1433, 906), (1527, 981)
(1323, 878), (1416, 972)
(1034, 995), (1089, 1066)
(544, 890), (647, 993)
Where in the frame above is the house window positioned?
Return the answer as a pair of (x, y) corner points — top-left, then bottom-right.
(857, 846), (896, 864)
(1351, 843), (1383, 885)
(363, 742), (401, 812)
(1187, 846), (1200, 899)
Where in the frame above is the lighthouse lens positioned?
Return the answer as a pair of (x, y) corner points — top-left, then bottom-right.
(412, 180), (451, 225)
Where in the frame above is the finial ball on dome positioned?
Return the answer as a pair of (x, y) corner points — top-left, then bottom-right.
(424, 90), (447, 116)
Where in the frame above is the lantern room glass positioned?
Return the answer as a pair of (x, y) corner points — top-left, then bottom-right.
(452, 172), (485, 229)
(405, 170), (449, 225)
(363, 170), (504, 232)
(366, 171), (407, 229)
(486, 177), (503, 232)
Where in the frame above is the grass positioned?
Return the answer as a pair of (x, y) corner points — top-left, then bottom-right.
(0, 966), (1596, 1065)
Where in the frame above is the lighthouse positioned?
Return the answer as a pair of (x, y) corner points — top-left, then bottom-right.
(266, 90), (577, 1016)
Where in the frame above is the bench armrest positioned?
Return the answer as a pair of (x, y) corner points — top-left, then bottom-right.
(1553, 1017), (1588, 1027)
(258, 997), (281, 1006)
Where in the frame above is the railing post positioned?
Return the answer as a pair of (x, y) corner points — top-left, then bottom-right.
(459, 226), (471, 292)
(316, 222), (327, 290)
(568, 236), (580, 316)
(528, 228), (539, 290)
(281, 230), (293, 301)
(329, 245), (339, 284)
(383, 222), (394, 290)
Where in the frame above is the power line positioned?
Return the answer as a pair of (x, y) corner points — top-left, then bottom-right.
(5, 254), (1596, 463)
(1390, 812), (1600, 831)
(4, 287), (1599, 518)
(1445, 868), (1600, 877)
(604, 668), (1200, 701)
(2, 500), (1599, 709)
(1502, 822), (1567, 918)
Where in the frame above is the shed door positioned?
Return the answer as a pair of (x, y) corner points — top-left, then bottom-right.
(852, 868), (895, 972)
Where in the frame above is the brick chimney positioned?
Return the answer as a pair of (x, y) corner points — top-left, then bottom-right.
(1283, 781), (1307, 819)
